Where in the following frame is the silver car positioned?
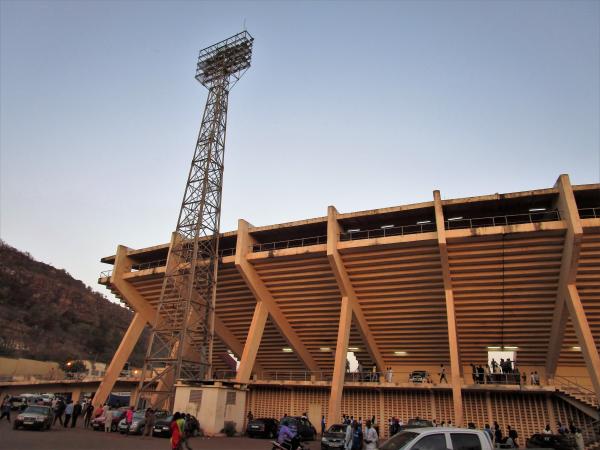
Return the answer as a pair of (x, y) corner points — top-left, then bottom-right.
(118, 410), (146, 434)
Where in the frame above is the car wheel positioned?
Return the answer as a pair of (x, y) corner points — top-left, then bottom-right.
(111, 423), (117, 432)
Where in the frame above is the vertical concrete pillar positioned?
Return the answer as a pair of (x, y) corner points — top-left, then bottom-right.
(327, 296), (353, 425)
(434, 190), (464, 427)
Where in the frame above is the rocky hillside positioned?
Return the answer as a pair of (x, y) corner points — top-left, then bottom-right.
(0, 240), (147, 366)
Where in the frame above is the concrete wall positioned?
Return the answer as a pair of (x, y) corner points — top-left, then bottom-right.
(0, 357), (63, 380)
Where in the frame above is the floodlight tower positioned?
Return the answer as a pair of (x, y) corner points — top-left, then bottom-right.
(137, 31), (254, 409)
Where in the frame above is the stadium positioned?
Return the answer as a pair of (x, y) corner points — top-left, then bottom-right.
(94, 174), (600, 443)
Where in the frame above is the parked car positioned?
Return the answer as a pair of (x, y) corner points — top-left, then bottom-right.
(321, 424), (347, 450)
(118, 410), (147, 435)
(526, 434), (576, 449)
(379, 427), (494, 450)
(279, 416), (317, 441)
(13, 405), (54, 431)
(408, 371), (429, 383)
(247, 417), (279, 438)
(91, 408), (127, 432)
(152, 415), (174, 438)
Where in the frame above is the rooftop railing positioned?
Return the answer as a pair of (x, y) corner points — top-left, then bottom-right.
(340, 222), (437, 241)
(250, 235), (327, 253)
(131, 259), (167, 271)
(445, 209), (561, 230)
(579, 207), (600, 219)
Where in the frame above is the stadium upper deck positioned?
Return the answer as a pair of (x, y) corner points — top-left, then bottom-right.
(95, 175), (600, 422)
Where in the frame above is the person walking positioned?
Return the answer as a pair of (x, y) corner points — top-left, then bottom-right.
(170, 412), (182, 450)
(574, 428), (584, 450)
(439, 364), (448, 383)
(0, 399), (10, 423)
(104, 406), (113, 432)
(507, 425), (518, 448)
(494, 421), (502, 445)
(64, 400), (74, 428)
(351, 421), (363, 450)
(124, 406), (134, 435)
(344, 420), (353, 450)
(144, 408), (156, 436)
(84, 402), (94, 428)
(364, 420), (378, 450)
(71, 400), (82, 427)
(321, 415), (326, 435)
(53, 398), (65, 426)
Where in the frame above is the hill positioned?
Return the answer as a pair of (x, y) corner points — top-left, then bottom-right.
(0, 240), (147, 366)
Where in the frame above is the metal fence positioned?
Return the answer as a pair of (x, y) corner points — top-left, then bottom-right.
(579, 207), (600, 219)
(251, 235), (327, 253)
(340, 222), (437, 241)
(445, 210), (561, 230)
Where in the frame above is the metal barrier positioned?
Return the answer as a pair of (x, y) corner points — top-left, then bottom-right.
(251, 235), (327, 253)
(579, 207), (600, 219)
(445, 210), (561, 230)
(99, 269), (113, 278)
(131, 259), (167, 271)
(340, 223), (436, 241)
(554, 375), (599, 407)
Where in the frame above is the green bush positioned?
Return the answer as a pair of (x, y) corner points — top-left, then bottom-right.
(222, 421), (236, 437)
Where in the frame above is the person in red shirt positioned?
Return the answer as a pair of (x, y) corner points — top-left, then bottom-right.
(125, 406), (134, 435)
(170, 412), (182, 450)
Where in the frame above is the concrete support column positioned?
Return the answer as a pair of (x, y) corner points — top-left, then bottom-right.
(433, 190), (464, 427)
(546, 174), (583, 379)
(327, 296), (353, 424)
(235, 301), (268, 383)
(564, 284), (600, 403)
(93, 312), (146, 408)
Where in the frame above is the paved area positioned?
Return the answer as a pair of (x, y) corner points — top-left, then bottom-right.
(0, 421), (290, 450)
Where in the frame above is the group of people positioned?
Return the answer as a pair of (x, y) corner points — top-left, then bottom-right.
(339, 416), (379, 450)
(545, 421), (586, 450)
(470, 360), (542, 386)
(52, 397), (95, 428)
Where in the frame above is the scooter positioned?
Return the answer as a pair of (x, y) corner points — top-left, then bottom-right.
(271, 437), (309, 450)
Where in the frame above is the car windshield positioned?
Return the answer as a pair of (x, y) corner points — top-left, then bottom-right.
(24, 406), (48, 415)
(379, 431), (419, 450)
(328, 425), (346, 433)
(133, 412), (145, 419)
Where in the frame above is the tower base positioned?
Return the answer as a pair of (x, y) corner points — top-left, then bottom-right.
(173, 381), (248, 436)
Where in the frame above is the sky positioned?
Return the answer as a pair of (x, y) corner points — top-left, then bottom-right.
(1, 0), (599, 304)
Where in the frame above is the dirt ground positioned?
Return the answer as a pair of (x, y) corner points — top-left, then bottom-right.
(0, 420), (293, 450)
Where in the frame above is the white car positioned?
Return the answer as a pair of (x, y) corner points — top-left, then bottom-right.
(378, 427), (493, 450)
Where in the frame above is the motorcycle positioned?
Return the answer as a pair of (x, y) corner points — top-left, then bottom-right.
(271, 437), (309, 450)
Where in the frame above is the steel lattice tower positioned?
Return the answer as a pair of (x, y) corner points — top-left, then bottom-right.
(137, 31), (253, 409)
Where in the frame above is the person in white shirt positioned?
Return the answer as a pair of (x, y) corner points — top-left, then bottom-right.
(104, 406), (112, 432)
(543, 424), (552, 434)
(344, 421), (353, 450)
(364, 420), (378, 450)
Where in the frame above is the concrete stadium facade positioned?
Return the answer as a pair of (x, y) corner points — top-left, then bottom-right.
(93, 174), (600, 438)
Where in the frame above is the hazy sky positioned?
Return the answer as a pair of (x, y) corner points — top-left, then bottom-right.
(1, 1), (599, 303)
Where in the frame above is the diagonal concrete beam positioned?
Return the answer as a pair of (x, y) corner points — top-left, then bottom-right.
(546, 174), (583, 378)
(326, 206), (385, 372)
(564, 284), (600, 404)
(93, 244), (257, 407)
(235, 219), (319, 373)
(433, 190), (464, 427)
(326, 206), (386, 425)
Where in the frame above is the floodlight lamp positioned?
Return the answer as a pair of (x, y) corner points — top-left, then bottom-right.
(195, 31), (254, 88)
